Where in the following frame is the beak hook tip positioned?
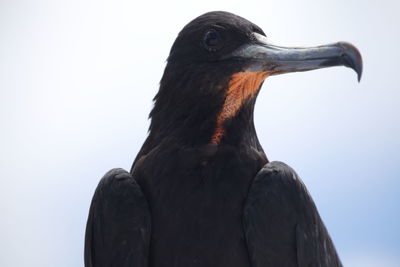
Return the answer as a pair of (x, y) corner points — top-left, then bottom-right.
(337, 41), (363, 83)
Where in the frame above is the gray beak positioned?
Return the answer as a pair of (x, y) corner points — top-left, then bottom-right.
(231, 33), (363, 81)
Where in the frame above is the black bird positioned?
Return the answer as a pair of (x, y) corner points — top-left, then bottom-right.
(84, 11), (362, 267)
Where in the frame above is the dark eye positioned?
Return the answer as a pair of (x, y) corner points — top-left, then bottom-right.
(203, 29), (221, 52)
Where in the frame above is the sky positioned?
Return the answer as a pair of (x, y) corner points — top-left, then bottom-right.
(0, 0), (399, 266)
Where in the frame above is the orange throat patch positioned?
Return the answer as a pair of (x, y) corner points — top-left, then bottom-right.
(210, 71), (270, 144)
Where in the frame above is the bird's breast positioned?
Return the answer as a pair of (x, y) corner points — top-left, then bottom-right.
(134, 145), (264, 267)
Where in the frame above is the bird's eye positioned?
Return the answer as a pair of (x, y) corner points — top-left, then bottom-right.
(203, 29), (221, 52)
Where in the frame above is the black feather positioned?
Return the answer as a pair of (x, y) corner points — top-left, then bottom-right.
(84, 169), (151, 267)
(244, 162), (342, 267)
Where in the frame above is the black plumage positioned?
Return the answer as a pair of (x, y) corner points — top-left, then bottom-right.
(244, 162), (341, 267)
(84, 169), (150, 267)
(85, 11), (362, 267)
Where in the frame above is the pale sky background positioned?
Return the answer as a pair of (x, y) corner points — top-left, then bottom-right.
(1, 0), (399, 266)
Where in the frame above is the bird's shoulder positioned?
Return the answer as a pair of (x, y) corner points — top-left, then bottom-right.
(84, 168), (151, 267)
(243, 161), (342, 267)
(246, 161), (311, 206)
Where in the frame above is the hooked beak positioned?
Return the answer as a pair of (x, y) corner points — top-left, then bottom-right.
(231, 33), (363, 81)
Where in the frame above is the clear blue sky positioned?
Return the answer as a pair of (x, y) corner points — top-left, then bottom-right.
(1, 0), (399, 266)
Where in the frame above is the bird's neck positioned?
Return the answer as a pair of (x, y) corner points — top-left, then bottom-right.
(210, 71), (268, 145)
(147, 97), (261, 150)
(145, 64), (264, 150)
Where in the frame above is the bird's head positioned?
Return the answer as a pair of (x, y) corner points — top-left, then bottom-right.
(148, 11), (362, 147)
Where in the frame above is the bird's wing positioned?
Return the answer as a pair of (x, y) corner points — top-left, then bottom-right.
(84, 168), (151, 267)
(243, 161), (342, 267)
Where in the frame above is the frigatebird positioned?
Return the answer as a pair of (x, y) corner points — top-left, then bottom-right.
(84, 11), (362, 267)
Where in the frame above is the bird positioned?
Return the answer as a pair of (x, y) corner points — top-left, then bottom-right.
(84, 11), (362, 267)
